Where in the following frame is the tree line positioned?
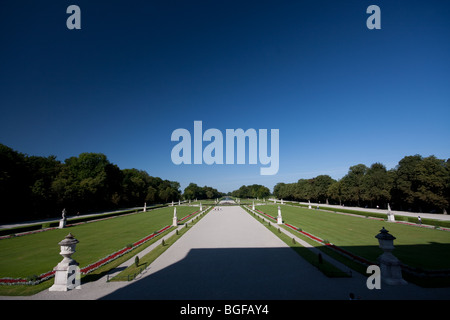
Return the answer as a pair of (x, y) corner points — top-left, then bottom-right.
(230, 184), (271, 199)
(273, 155), (450, 213)
(183, 183), (224, 200)
(0, 144), (185, 223)
(2, 143), (448, 223)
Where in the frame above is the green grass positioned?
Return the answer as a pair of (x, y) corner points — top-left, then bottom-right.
(287, 202), (450, 228)
(256, 204), (450, 271)
(0, 206), (199, 279)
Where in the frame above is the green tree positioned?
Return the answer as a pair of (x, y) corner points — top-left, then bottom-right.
(392, 155), (449, 212)
(184, 183), (201, 200)
(121, 169), (149, 205)
(340, 164), (368, 206)
(391, 155), (422, 210)
(52, 153), (122, 212)
(0, 144), (32, 222)
(231, 184), (269, 199)
(145, 186), (158, 203)
(27, 155), (62, 216)
(361, 163), (393, 208)
(295, 179), (312, 201)
(273, 183), (286, 199)
(309, 175), (335, 203)
(254, 185), (270, 199)
(157, 180), (181, 203)
(0, 144), (190, 222)
(327, 180), (342, 205)
(415, 156), (448, 212)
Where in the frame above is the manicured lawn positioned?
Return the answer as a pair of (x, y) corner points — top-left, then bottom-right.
(256, 205), (450, 270)
(0, 206), (198, 279)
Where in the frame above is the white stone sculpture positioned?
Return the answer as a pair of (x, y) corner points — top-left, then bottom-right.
(49, 233), (80, 291)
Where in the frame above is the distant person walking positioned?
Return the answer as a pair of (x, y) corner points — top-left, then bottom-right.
(418, 216), (422, 225)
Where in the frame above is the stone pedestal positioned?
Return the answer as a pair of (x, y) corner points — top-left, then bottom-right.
(377, 252), (407, 285)
(59, 218), (66, 229)
(49, 233), (80, 291)
(59, 208), (67, 229)
(387, 203), (395, 222)
(50, 261), (80, 291)
(387, 212), (395, 222)
(172, 207), (178, 227)
(277, 206), (283, 224)
(375, 227), (407, 285)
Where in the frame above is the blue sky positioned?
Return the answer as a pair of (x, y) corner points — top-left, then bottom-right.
(1, 0), (449, 193)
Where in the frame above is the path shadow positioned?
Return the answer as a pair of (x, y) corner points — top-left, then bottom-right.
(82, 266), (128, 284)
(99, 245), (450, 300)
(101, 247), (337, 300)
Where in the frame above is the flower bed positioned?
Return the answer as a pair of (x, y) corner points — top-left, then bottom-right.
(254, 208), (276, 221)
(284, 223), (325, 244)
(0, 225), (172, 285)
(178, 210), (200, 223)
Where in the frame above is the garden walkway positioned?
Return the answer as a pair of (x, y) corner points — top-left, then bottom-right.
(3, 205), (450, 300)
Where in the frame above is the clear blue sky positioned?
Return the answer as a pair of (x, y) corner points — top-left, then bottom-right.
(1, 0), (449, 193)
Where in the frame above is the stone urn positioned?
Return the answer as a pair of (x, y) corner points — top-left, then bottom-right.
(375, 227), (407, 285)
(49, 233), (80, 291)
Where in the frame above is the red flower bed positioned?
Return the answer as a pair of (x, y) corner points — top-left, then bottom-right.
(178, 210), (200, 223)
(255, 208), (276, 221)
